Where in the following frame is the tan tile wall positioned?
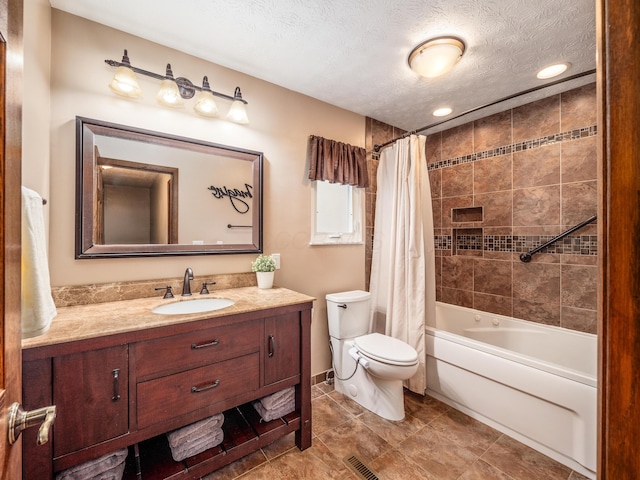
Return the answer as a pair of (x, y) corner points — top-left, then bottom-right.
(366, 83), (597, 334)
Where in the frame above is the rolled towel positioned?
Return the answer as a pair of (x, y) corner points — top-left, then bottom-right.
(259, 387), (295, 411)
(253, 396), (295, 422)
(166, 413), (224, 448)
(169, 427), (224, 462)
(55, 448), (127, 480)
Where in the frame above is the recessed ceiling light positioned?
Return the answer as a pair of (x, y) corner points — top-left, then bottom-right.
(536, 63), (569, 79)
(433, 107), (452, 117)
(408, 37), (465, 78)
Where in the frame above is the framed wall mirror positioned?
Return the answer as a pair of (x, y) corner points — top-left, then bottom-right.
(76, 117), (263, 258)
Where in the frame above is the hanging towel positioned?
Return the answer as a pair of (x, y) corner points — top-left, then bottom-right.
(21, 186), (57, 339)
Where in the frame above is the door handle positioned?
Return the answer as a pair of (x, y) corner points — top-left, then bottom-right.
(8, 403), (56, 446)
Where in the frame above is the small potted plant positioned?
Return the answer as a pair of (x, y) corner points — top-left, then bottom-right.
(251, 254), (276, 289)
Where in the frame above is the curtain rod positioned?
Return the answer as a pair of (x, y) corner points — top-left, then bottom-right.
(373, 69), (597, 153)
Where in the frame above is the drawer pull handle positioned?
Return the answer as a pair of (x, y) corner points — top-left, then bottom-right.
(268, 334), (275, 358)
(191, 339), (220, 350)
(191, 380), (220, 393)
(112, 368), (121, 401)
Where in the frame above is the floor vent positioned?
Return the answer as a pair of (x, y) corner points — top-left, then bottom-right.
(343, 455), (380, 480)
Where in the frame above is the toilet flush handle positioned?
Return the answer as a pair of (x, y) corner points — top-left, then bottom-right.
(337, 304), (347, 309)
(348, 347), (369, 369)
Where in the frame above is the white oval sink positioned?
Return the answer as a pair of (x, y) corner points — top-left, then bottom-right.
(152, 298), (235, 315)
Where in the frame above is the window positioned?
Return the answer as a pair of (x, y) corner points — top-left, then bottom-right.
(310, 180), (364, 245)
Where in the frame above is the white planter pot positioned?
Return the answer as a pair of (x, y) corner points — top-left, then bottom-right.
(256, 271), (274, 289)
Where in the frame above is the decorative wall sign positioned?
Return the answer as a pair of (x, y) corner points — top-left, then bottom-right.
(207, 183), (253, 213)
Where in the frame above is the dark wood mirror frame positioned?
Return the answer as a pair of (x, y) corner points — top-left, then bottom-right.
(75, 117), (263, 258)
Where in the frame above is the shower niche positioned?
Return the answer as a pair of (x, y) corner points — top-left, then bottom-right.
(451, 206), (483, 257)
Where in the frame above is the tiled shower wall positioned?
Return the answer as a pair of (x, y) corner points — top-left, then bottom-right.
(365, 83), (597, 334)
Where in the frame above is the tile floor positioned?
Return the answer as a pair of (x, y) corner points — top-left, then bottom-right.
(203, 382), (592, 480)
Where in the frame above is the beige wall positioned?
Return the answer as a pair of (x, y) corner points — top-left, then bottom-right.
(26, 9), (366, 376)
(22, 0), (52, 212)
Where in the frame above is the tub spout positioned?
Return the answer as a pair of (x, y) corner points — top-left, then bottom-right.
(182, 267), (194, 296)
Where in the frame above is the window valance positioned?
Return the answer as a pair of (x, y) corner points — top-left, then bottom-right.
(307, 135), (368, 188)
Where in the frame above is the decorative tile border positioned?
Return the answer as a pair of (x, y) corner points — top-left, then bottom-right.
(437, 234), (597, 256)
(434, 234), (452, 250)
(428, 125), (598, 170)
(454, 233), (483, 251)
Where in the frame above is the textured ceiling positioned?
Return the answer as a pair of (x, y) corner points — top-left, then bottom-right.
(49, 0), (596, 132)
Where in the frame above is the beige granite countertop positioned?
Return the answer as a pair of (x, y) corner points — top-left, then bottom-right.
(22, 286), (315, 350)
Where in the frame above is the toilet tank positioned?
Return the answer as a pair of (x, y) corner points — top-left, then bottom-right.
(326, 290), (371, 339)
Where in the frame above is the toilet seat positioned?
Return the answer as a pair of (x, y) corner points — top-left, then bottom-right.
(354, 333), (418, 366)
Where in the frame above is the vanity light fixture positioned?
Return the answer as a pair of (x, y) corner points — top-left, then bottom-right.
(105, 49), (249, 124)
(433, 107), (453, 117)
(536, 63), (569, 79)
(408, 37), (465, 78)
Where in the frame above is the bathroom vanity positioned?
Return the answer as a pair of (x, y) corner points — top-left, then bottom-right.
(21, 287), (313, 479)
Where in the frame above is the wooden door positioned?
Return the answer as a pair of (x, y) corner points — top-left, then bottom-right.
(597, 0), (640, 478)
(53, 346), (129, 457)
(0, 0), (23, 478)
(264, 313), (301, 386)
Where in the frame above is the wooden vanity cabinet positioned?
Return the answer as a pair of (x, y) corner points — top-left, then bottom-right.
(22, 302), (312, 480)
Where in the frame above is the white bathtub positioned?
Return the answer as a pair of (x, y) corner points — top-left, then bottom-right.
(426, 302), (597, 479)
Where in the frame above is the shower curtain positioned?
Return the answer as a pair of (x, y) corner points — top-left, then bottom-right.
(369, 134), (436, 395)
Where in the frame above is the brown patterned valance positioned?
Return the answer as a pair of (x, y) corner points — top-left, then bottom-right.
(307, 135), (368, 188)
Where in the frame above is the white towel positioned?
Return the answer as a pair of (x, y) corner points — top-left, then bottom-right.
(21, 186), (57, 339)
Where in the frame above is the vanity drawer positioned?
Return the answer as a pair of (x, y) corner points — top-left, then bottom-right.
(136, 352), (259, 428)
(135, 319), (261, 379)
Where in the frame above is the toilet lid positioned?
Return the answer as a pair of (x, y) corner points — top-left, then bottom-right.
(354, 333), (418, 366)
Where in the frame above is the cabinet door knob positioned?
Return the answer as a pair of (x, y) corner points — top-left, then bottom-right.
(8, 403), (56, 446)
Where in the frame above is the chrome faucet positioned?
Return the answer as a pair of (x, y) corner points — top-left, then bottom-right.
(182, 267), (194, 296)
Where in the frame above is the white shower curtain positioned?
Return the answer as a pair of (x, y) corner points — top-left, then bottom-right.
(369, 134), (436, 395)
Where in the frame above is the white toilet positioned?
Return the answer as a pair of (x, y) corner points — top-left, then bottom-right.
(326, 290), (418, 421)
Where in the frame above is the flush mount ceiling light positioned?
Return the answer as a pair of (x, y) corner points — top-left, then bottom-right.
(105, 49), (249, 124)
(536, 63), (570, 79)
(433, 107), (453, 117)
(408, 37), (465, 78)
